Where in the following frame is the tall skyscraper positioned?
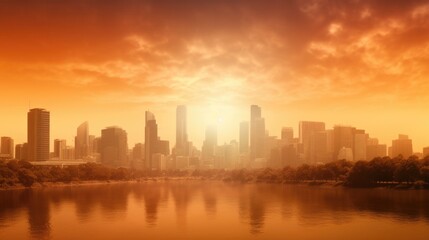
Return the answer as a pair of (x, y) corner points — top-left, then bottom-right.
(299, 121), (325, 162)
(391, 134), (413, 158)
(75, 121), (89, 160)
(1, 137), (14, 158)
(250, 105), (265, 162)
(145, 111), (158, 170)
(239, 121), (249, 154)
(100, 126), (128, 166)
(176, 105), (188, 156)
(27, 108), (50, 161)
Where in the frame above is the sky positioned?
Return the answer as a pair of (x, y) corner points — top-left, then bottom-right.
(1, 0), (429, 151)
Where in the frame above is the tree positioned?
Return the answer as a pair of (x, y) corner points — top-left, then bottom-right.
(296, 164), (313, 181)
(369, 157), (395, 183)
(346, 161), (374, 187)
(18, 169), (37, 187)
(394, 158), (420, 184)
(420, 166), (429, 183)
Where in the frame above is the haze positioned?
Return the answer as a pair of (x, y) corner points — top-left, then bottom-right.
(1, 0), (429, 150)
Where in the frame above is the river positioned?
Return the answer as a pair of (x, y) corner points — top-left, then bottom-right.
(1, 181), (429, 239)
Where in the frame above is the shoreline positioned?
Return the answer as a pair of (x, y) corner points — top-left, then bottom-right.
(1, 177), (428, 191)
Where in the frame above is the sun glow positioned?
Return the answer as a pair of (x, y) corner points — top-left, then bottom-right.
(188, 102), (246, 146)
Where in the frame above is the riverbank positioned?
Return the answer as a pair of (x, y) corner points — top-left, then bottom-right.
(2, 176), (429, 191)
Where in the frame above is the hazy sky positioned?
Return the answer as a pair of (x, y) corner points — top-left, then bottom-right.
(1, 0), (429, 151)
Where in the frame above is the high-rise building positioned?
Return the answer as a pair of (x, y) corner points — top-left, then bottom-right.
(1, 137), (14, 158)
(152, 153), (166, 171)
(366, 138), (387, 160)
(145, 111), (158, 170)
(299, 121), (325, 162)
(157, 139), (170, 156)
(239, 121), (249, 154)
(88, 135), (95, 155)
(75, 121), (89, 160)
(176, 105), (188, 156)
(27, 108), (50, 161)
(15, 144), (22, 160)
(93, 137), (101, 154)
(354, 133), (368, 161)
(313, 131), (329, 163)
(132, 143), (145, 162)
(391, 134), (413, 158)
(214, 141), (239, 169)
(281, 144), (297, 166)
(423, 147), (429, 158)
(250, 105), (265, 162)
(15, 143), (28, 161)
(100, 126), (128, 166)
(281, 127), (294, 144)
(377, 144), (387, 158)
(202, 125), (217, 163)
(333, 125), (356, 160)
(53, 139), (67, 160)
(64, 146), (75, 160)
(337, 147), (354, 161)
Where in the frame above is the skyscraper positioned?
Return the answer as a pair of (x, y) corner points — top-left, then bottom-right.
(75, 121), (89, 160)
(354, 133), (368, 161)
(145, 111), (158, 170)
(202, 125), (217, 162)
(100, 126), (128, 166)
(333, 125), (356, 160)
(176, 105), (188, 156)
(250, 105), (265, 162)
(1, 137), (14, 158)
(239, 121), (249, 154)
(391, 134), (413, 158)
(299, 121), (325, 163)
(27, 108), (50, 161)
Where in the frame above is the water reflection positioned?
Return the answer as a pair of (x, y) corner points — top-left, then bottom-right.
(26, 191), (51, 239)
(1, 182), (429, 239)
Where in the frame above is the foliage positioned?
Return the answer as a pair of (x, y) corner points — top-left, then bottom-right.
(17, 169), (37, 187)
(1, 155), (429, 188)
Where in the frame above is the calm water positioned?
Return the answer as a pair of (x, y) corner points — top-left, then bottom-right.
(1, 182), (429, 240)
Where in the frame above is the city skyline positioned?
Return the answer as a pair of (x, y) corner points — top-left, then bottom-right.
(0, 105), (427, 155)
(0, 105), (426, 166)
(2, 1), (429, 240)
(1, 1), (429, 152)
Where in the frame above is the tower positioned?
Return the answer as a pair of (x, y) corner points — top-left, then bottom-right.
(176, 105), (188, 156)
(27, 108), (50, 161)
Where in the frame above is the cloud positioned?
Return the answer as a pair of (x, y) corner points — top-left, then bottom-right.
(0, 0), (429, 109)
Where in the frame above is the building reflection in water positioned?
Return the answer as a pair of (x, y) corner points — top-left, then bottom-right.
(1, 182), (429, 239)
(26, 190), (51, 240)
(141, 183), (168, 226)
(202, 186), (217, 216)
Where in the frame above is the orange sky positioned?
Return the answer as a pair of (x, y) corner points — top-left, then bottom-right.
(1, 0), (429, 151)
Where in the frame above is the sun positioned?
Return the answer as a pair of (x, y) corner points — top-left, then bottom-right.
(188, 101), (247, 145)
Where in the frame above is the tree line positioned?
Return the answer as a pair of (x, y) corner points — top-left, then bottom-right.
(1, 155), (429, 188)
(193, 155), (429, 187)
